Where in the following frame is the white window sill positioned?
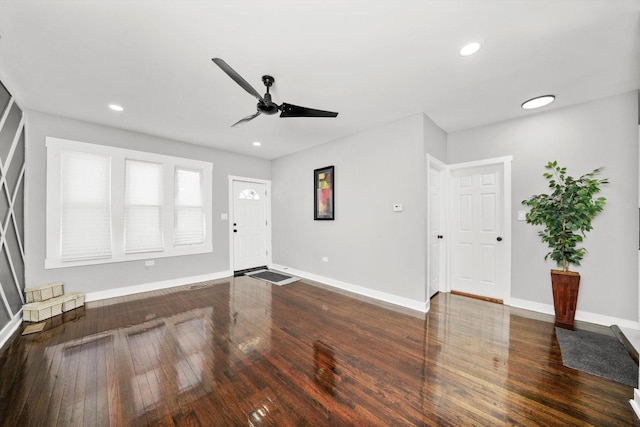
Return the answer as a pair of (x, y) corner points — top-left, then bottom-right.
(45, 244), (213, 269)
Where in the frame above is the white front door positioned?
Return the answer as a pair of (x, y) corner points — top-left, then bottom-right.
(232, 180), (268, 271)
(450, 163), (506, 301)
(428, 158), (446, 298)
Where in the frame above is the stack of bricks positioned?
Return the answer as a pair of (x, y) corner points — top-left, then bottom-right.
(22, 282), (85, 322)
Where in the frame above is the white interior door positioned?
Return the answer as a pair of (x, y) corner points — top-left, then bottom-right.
(232, 180), (267, 271)
(428, 159), (445, 298)
(450, 163), (506, 301)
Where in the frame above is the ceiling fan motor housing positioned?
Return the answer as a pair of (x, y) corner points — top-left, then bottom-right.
(258, 94), (279, 115)
(258, 75), (279, 115)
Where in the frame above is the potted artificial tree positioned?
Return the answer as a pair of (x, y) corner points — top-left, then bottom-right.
(522, 161), (608, 329)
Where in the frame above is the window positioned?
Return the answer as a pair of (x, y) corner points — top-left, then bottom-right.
(46, 137), (213, 269)
(239, 188), (260, 200)
(125, 160), (164, 253)
(60, 150), (112, 261)
(174, 168), (204, 246)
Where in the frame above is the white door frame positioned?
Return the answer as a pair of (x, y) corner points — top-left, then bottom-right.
(442, 156), (512, 303)
(426, 154), (448, 299)
(228, 175), (272, 273)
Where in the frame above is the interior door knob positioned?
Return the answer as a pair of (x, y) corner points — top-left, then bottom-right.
(497, 236), (503, 242)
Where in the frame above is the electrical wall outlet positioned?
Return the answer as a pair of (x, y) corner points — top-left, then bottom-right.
(322, 257), (329, 262)
(145, 260), (155, 267)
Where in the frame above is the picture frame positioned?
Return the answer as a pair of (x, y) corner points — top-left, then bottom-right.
(314, 165), (334, 220)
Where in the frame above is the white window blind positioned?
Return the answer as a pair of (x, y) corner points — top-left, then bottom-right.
(125, 160), (164, 253)
(60, 150), (112, 261)
(46, 137), (214, 269)
(174, 168), (204, 246)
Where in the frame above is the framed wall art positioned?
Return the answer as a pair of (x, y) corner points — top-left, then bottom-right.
(314, 165), (334, 220)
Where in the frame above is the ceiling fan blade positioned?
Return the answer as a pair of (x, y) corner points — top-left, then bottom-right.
(231, 111), (261, 128)
(212, 58), (264, 101)
(279, 103), (339, 118)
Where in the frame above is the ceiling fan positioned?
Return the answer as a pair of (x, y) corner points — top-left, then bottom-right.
(212, 58), (339, 127)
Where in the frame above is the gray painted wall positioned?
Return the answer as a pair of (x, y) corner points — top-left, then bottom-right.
(423, 114), (447, 162)
(21, 91), (638, 323)
(447, 91), (639, 322)
(272, 113), (445, 303)
(25, 111), (270, 294)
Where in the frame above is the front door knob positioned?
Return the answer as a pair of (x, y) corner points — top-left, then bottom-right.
(497, 236), (503, 242)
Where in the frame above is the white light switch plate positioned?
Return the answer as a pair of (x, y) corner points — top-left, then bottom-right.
(517, 210), (526, 221)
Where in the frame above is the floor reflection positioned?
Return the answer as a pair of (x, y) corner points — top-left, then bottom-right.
(247, 397), (275, 426)
(6, 279), (635, 425)
(38, 278), (275, 425)
(420, 293), (512, 424)
(230, 279), (272, 357)
(313, 340), (337, 395)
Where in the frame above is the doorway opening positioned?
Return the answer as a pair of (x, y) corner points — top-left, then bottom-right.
(229, 176), (272, 275)
(427, 156), (512, 303)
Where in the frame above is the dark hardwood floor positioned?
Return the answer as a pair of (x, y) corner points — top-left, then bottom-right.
(0, 276), (638, 426)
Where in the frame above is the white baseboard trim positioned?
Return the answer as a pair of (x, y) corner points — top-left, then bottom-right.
(631, 389), (640, 420)
(508, 297), (640, 329)
(508, 298), (555, 316)
(85, 271), (232, 302)
(271, 264), (428, 313)
(0, 313), (22, 351)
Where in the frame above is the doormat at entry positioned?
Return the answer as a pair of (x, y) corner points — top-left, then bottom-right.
(247, 270), (300, 286)
(555, 327), (638, 387)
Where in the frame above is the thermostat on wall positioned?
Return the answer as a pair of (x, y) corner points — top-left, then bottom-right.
(393, 204), (403, 212)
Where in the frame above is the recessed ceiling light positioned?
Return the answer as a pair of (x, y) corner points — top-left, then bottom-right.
(252, 141), (261, 147)
(460, 42), (481, 57)
(521, 95), (555, 110)
(108, 104), (124, 112)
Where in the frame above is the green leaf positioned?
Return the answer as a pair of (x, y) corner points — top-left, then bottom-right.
(523, 162), (607, 269)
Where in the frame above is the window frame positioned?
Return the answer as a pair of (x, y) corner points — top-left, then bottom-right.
(45, 137), (213, 269)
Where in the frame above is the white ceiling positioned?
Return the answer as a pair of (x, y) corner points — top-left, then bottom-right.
(0, 1), (639, 160)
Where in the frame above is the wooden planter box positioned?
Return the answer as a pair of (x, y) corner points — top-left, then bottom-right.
(24, 282), (64, 303)
(62, 292), (85, 312)
(23, 292), (85, 322)
(551, 269), (580, 329)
